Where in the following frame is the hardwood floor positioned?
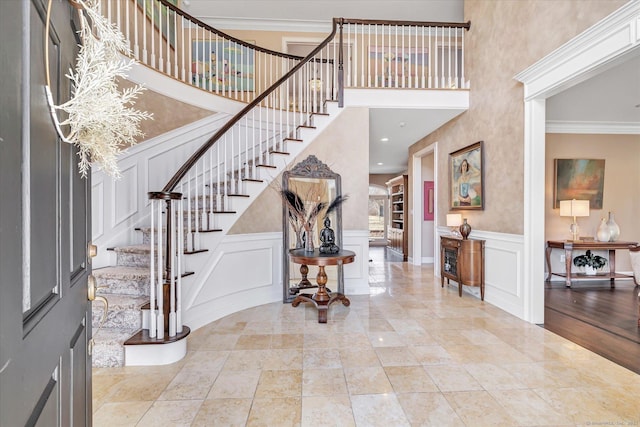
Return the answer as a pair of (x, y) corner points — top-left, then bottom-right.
(544, 278), (640, 374)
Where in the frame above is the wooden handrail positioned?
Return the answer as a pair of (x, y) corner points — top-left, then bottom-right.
(156, 0), (305, 60)
(160, 18), (340, 192)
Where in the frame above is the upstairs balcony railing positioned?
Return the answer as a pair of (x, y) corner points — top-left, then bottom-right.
(100, 0), (470, 340)
(103, 1), (470, 105)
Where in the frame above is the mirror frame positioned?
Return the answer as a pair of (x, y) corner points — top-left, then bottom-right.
(282, 155), (343, 303)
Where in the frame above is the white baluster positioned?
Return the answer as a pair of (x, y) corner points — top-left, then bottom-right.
(149, 201), (156, 338)
(187, 173), (192, 252)
(142, 0), (147, 63)
(194, 162), (200, 250)
(133, 0), (139, 59)
(428, 26), (432, 88)
(150, 0), (155, 69)
(169, 201), (176, 337)
(177, 198), (183, 333)
(180, 16), (185, 82)
(156, 201), (164, 338)
(461, 28), (466, 88)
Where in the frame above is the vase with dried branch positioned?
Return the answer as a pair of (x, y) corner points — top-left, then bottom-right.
(280, 188), (348, 253)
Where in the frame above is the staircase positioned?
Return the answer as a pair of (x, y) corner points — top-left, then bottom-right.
(90, 0), (470, 367)
(91, 103), (341, 367)
(91, 246), (149, 367)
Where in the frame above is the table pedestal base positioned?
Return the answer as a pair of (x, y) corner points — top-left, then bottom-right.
(291, 264), (350, 323)
(292, 292), (350, 323)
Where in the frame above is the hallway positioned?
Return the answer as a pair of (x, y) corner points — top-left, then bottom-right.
(92, 247), (639, 426)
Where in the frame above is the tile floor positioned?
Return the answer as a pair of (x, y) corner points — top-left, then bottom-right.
(93, 248), (640, 426)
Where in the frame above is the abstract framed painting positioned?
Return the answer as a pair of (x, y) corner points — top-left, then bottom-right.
(553, 159), (605, 209)
(449, 141), (484, 210)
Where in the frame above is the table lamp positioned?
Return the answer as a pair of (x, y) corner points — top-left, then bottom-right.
(559, 199), (590, 241)
(446, 213), (462, 237)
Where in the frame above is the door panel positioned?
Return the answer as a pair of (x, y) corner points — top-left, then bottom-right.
(0, 0), (92, 426)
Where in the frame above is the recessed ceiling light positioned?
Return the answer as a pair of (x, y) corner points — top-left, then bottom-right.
(380, 137), (389, 142)
(377, 162), (384, 166)
(399, 121), (406, 127)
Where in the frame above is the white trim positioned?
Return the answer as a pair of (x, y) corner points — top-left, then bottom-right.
(412, 143), (438, 267)
(125, 58), (247, 114)
(124, 338), (187, 366)
(515, 1), (640, 100)
(546, 120), (640, 134)
(515, 2), (640, 324)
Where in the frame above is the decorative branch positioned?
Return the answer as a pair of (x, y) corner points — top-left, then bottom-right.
(46, 0), (152, 178)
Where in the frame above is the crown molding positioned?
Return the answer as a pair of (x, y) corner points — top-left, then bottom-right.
(198, 16), (332, 33)
(514, 1), (640, 100)
(546, 120), (640, 134)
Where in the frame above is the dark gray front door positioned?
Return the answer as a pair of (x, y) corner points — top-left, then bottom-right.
(1, 0), (92, 425)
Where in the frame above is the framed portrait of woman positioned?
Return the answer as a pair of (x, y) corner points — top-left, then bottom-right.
(449, 141), (484, 210)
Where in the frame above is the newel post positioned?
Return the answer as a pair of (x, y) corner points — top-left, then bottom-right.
(148, 191), (182, 338)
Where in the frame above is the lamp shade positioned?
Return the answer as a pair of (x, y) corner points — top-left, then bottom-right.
(446, 213), (462, 227)
(559, 199), (590, 217)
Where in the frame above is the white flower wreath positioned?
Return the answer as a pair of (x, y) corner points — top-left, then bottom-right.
(45, 0), (152, 178)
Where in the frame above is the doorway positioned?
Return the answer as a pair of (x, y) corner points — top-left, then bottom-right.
(368, 185), (388, 246)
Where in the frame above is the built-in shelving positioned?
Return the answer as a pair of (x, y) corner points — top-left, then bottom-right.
(386, 174), (408, 260)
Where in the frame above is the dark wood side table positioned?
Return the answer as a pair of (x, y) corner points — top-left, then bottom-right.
(440, 236), (485, 300)
(545, 240), (638, 287)
(289, 249), (354, 323)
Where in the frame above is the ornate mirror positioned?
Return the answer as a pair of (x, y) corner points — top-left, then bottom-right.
(282, 155), (344, 302)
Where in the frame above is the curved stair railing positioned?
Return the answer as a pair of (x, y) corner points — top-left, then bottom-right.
(102, 0), (305, 103)
(101, 1), (471, 342)
(146, 20), (340, 339)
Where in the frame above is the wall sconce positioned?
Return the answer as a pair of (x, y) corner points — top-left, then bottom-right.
(559, 199), (590, 241)
(446, 213), (462, 237)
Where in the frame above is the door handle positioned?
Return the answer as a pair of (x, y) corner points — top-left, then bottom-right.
(88, 274), (108, 356)
(87, 241), (98, 264)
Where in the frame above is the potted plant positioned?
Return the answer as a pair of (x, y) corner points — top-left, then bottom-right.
(573, 250), (607, 275)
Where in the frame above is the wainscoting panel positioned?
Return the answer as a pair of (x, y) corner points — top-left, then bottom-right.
(183, 231), (371, 331)
(342, 230), (370, 295)
(437, 228), (525, 320)
(112, 163), (138, 227)
(91, 114), (229, 268)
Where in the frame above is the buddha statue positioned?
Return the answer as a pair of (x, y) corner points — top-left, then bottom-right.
(319, 217), (339, 254)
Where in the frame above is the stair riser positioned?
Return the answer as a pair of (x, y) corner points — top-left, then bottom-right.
(116, 251), (150, 268)
(91, 341), (125, 368)
(92, 304), (143, 330)
(94, 275), (150, 297)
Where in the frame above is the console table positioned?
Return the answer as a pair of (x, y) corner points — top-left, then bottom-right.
(440, 236), (485, 300)
(545, 240), (638, 287)
(289, 249), (354, 323)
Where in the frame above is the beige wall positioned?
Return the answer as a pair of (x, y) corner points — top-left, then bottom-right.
(119, 80), (214, 142)
(369, 174), (400, 189)
(230, 107), (370, 234)
(545, 134), (640, 270)
(407, 0), (626, 256)
(220, 29), (329, 53)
